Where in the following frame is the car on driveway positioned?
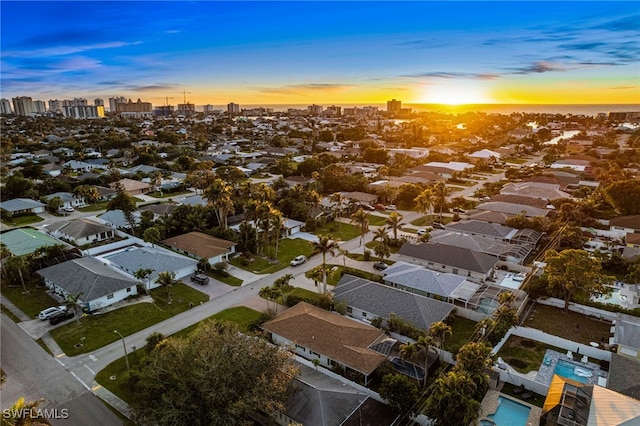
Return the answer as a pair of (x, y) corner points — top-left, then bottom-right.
(374, 204), (386, 211)
(385, 205), (397, 210)
(432, 222), (445, 230)
(191, 273), (209, 285)
(373, 261), (388, 271)
(48, 309), (75, 325)
(290, 255), (307, 266)
(38, 306), (67, 321)
(417, 229), (428, 236)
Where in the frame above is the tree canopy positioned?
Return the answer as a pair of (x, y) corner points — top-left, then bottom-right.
(131, 321), (299, 425)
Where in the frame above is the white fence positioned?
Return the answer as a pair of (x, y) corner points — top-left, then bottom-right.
(537, 297), (618, 322)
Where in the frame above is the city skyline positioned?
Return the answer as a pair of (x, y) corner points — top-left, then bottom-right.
(1, 1), (639, 106)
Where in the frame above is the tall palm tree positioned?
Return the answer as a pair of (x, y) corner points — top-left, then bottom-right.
(313, 235), (339, 294)
(399, 342), (421, 383)
(133, 268), (155, 294)
(372, 226), (388, 243)
(350, 208), (369, 246)
(385, 212), (404, 241)
(432, 181), (448, 220)
(329, 192), (346, 230)
(428, 321), (452, 357)
(372, 240), (391, 260)
(1, 243), (13, 282)
(155, 271), (180, 305)
(66, 291), (84, 324)
(414, 188), (435, 224)
(2, 397), (48, 426)
(305, 265), (325, 294)
(270, 210), (284, 259)
(204, 178), (235, 229)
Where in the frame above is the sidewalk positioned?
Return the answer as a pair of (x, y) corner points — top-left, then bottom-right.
(93, 381), (133, 419)
(0, 294), (32, 322)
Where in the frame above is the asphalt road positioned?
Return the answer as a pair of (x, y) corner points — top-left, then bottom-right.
(1, 315), (122, 425)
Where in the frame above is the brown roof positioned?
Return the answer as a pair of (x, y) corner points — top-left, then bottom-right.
(262, 302), (386, 375)
(627, 233), (640, 246)
(110, 178), (150, 192)
(161, 231), (235, 259)
(140, 203), (177, 216)
(610, 215), (640, 231)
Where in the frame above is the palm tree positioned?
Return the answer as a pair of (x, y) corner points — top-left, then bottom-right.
(329, 192), (346, 230)
(425, 370), (480, 425)
(155, 271), (179, 304)
(259, 286), (280, 313)
(454, 342), (493, 399)
(432, 181), (448, 220)
(414, 188), (435, 224)
(204, 178), (235, 229)
(399, 342), (421, 383)
(385, 212), (404, 241)
(5, 255), (29, 294)
(270, 210), (284, 260)
(372, 226), (388, 243)
(133, 268), (154, 294)
(338, 248), (349, 268)
(0, 243), (12, 282)
(305, 265), (325, 293)
(313, 235), (339, 294)
(2, 397), (48, 426)
(350, 208), (369, 246)
(428, 321), (452, 356)
(372, 240), (391, 260)
(66, 291), (84, 324)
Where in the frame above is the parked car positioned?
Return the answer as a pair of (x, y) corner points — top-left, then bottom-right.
(290, 255), (307, 266)
(38, 306), (67, 321)
(359, 204), (375, 211)
(385, 205), (397, 210)
(452, 208), (466, 213)
(417, 229), (428, 236)
(432, 222), (445, 230)
(63, 206), (74, 212)
(373, 204), (386, 211)
(190, 273), (209, 285)
(373, 261), (388, 271)
(48, 309), (75, 325)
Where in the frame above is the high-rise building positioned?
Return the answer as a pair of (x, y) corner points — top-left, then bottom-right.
(325, 105), (341, 116)
(227, 102), (240, 114)
(63, 105), (105, 119)
(33, 100), (47, 113)
(387, 99), (402, 112)
(109, 96), (127, 112)
(203, 104), (217, 113)
(12, 96), (34, 116)
(176, 103), (196, 117)
(94, 98), (104, 107)
(0, 98), (12, 114)
(48, 99), (63, 113)
(307, 104), (323, 115)
(154, 106), (174, 116)
(115, 98), (153, 117)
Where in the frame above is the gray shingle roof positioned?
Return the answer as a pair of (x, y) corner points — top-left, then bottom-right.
(334, 275), (454, 330)
(397, 242), (497, 274)
(607, 354), (640, 401)
(444, 220), (518, 239)
(47, 219), (113, 239)
(0, 198), (45, 212)
(36, 256), (137, 301)
(383, 266), (468, 298)
(103, 246), (197, 280)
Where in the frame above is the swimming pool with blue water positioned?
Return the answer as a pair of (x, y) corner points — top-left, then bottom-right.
(554, 359), (593, 384)
(483, 396), (530, 426)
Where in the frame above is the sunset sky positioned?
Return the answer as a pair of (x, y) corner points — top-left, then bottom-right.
(1, 1), (639, 106)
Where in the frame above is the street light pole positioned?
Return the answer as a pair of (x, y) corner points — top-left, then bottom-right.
(114, 330), (130, 373)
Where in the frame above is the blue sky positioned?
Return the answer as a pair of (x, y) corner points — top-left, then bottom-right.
(1, 1), (639, 105)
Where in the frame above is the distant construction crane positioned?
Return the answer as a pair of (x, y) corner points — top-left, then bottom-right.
(164, 96), (174, 106)
(182, 91), (191, 104)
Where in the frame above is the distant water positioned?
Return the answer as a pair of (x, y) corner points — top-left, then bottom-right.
(197, 103), (639, 115)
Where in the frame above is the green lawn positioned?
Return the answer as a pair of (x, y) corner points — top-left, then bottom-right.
(230, 238), (314, 274)
(1, 284), (59, 318)
(208, 271), (243, 286)
(367, 214), (387, 226)
(95, 306), (265, 404)
(147, 190), (190, 199)
(526, 304), (612, 346)
(78, 201), (109, 212)
(496, 335), (558, 374)
(0, 304), (21, 323)
(287, 287), (327, 305)
(1, 215), (43, 227)
(50, 283), (209, 355)
(313, 222), (361, 242)
(443, 316), (478, 354)
(410, 215), (452, 227)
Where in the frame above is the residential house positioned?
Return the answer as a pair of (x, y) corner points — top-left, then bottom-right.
(94, 186), (118, 202)
(178, 194), (207, 206)
(410, 161), (474, 179)
(540, 375), (640, 425)
(161, 231), (236, 265)
(100, 245), (198, 286)
(610, 215), (640, 234)
(475, 201), (551, 218)
(97, 209), (141, 230)
(110, 178), (151, 196)
(499, 182), (570, 201)
(261, 302), (388, 385)
(45, 219), (115, 246)
(0, 198), (46, 215)
(139, 203), (178, 220)
(283, 218), (305, 237)
(333, 274), (454, 331)
(397, 242), (498, 283)
(611, 313), (640, 360)
(607, 353), (640, 401)
(36, 256), (138, 313)
(0, 228), (68, 256)
(42, 192), (85, 210)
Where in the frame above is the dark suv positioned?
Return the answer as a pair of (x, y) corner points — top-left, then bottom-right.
(49, 310), (74, 325)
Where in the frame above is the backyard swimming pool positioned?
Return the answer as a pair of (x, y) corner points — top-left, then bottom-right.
(482, 396), (530, 426)
(592, 287), (623, 306)
(390, 357), (424, 381)
(554, 359), (593, 384)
